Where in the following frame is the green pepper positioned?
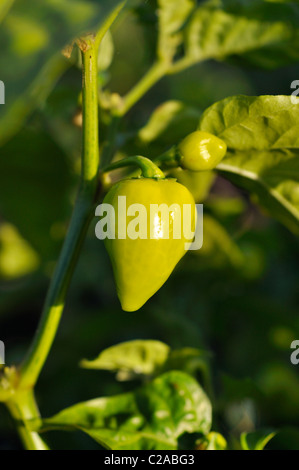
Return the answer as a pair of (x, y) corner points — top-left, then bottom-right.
(102, 177), (196, 312)
(178, 131), (227, 171)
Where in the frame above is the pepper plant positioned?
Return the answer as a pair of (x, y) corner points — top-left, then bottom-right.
(0, 0), (299, 450)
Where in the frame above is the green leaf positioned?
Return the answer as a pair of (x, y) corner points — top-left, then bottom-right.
(81, 340), (210, 386)
(80, 340), (170, 379)
(240, 430), (276, 450)
(98, 30), (114, 72)
(196, 432), (227, 450)
(163, 348), (212, 396)
(157, 0), (195, 62)
(185, 0), (299, 69)
(0, 0), (127, 145)
(39, 371), (212, 450)
(199, 95), (299, 234)
(138, 101), (201, 145)
(0, 223), (39, 280)
(0, 54), (70, 147)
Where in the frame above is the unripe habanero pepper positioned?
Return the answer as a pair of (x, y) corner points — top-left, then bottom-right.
(178, 131), (227, 171)
(102, 177), (197, 312)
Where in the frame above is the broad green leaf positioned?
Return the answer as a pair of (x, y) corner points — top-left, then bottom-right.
(196, 432), (227, 450)
(80, 340), (170, 378)
(199, 95), (299, 234)
(81, 340), (210, 385)
(157, 0), (195, 62)
(0, 223), (39, 280)
(240, 430), (276, 450)
(184, 0), (299, 69)
(39, 371), (212, 450)
(162, 348), (212, 395)
(0, 0), (127, 145)
(138, 101), (201, 145)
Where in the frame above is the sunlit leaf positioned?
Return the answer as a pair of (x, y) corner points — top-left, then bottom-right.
(184, 0), (299, 69)
(196, 432), (227, 450)
(80, 340), (170, 378)
(199, 95), (299, 234)
(240, 430), (276, 450)
(138, 101), (201, 145)
(0, 0), (128, 144)
(157, 0), (195, 62)
(98, 30), (114, 71)
(0, 223), (39, 280)
(39, 371), (212, 450)
(81, 340), (211, 386)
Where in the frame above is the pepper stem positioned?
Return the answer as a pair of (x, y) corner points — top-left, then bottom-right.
(103, 156), (165, 179)
(18, 36), (100, 390)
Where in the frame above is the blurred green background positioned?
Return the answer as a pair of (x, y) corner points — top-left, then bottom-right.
(0, 0), (299, 450)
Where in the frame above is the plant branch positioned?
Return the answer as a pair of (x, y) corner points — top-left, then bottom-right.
(168, 56), (197, 75)
(103, 155), (165, 179)
(18, 38), (100, 390)
(114, 61), (169, 117)
(95, 1), (126, 50)
(7, 390), (48, 450)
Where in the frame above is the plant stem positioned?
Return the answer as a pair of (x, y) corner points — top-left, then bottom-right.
(103, 155), (165, 179)
(95, 1), (126, 50)
(152, 146), (181, 169)
(19, 38), (100, 390)
(7, 390), (48, 450)
(114, 62), (169, 117)
(168, 56), (197, 75)
(0, 53), (70, 147)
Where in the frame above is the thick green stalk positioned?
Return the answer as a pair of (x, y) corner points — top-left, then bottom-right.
(103, 155), (165, 179)
(18, 38), (99, 390)
(7, 390), (48, 450)
(114, 62), (168, 117)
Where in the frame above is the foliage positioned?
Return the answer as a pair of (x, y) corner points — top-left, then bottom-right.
(0, 0), (299, 451)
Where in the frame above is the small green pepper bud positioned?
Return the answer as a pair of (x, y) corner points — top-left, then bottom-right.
(178, 131), (227, 171)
